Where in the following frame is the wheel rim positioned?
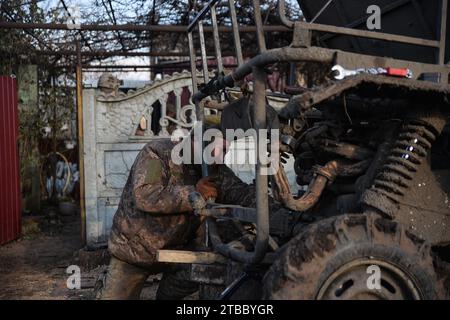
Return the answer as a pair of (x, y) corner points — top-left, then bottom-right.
(316, 258), (422, 300)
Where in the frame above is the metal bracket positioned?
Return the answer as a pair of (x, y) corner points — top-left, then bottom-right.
(291, 22), (312, 48)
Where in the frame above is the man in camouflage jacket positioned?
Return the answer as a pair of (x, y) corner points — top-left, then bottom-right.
(97, 136), (262, 300)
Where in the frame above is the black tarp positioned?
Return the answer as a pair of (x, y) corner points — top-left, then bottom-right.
(297, 0), (450, 64)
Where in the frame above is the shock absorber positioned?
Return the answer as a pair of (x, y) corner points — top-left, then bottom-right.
(362, 112), (446, 218)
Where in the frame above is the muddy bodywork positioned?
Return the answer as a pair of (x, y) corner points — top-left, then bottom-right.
(278, 75), (450, 245)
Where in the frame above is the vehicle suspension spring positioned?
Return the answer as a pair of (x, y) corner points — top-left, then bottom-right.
(362, 113), (446, 218)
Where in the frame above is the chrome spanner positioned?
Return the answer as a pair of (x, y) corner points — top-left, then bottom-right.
(332, 64), (412, 80)
(332, 65), (366, 80)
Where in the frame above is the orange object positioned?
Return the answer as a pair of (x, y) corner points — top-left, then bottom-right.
(386, 67), (410, 77)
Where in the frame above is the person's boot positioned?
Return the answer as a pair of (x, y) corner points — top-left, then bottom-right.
(95, 256), (150, 300)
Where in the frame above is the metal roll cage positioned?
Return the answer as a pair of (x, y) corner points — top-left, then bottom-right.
(187, 0), (450, 264)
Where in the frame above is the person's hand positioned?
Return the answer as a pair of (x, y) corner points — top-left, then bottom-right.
(196, 177), (218, 200)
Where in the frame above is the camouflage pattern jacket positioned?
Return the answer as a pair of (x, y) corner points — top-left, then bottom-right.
(108, 138), (257, 268)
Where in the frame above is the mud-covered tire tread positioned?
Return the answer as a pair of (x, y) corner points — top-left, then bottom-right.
(263, 213), (447, 300)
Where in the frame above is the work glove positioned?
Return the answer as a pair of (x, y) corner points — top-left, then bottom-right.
(196, 177), (218, 200)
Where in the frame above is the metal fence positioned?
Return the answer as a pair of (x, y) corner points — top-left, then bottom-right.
(0, 76), (21, 245)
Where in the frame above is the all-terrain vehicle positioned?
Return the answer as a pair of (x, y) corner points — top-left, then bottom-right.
(157, 0), (450, 300)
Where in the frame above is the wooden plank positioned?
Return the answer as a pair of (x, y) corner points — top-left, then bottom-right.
(156, 250), (228, 264)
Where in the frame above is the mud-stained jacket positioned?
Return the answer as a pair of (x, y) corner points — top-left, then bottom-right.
(108, 138), (257, 268)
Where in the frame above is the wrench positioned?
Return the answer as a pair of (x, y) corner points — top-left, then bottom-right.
(332, 65), (364, 80)
(332, 64), (412, 80)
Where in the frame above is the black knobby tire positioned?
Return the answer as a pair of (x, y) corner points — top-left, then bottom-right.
(263, 213), (446, 300)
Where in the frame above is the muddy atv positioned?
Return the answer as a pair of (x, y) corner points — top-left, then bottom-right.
(156, 0), (450, 300)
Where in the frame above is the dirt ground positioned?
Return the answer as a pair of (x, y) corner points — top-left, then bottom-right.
(0, 214), (160, 300)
